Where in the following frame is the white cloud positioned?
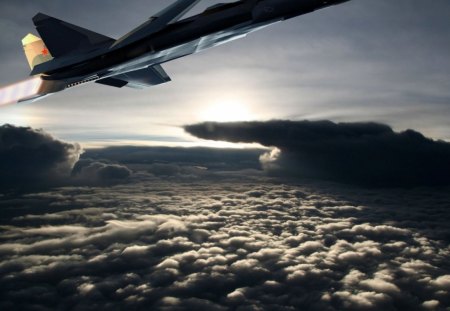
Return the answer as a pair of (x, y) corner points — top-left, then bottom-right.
(360, 279), (401, 295)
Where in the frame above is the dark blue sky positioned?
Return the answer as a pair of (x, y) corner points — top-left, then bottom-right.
(0, 0), (449, 146)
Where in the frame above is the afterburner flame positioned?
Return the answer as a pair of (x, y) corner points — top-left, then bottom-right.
(0, 77), (42, 106)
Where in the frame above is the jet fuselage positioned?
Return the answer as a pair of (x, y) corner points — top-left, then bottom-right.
(39, 0), (348, 83)
(0, 0), (350, 105)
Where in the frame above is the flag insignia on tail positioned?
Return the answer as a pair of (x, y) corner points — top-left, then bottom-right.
(22, 33), (53, 70)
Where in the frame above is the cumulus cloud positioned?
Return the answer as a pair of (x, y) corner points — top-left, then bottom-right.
(0, 124), (81, 189)
(185, 120), (450, 187)
(71, 159), (131, 185)
(0, 179), (448, 310)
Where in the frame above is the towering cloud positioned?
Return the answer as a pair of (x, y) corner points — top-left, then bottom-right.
(0, 124), (81, 189)
(185, 120), (450, 186)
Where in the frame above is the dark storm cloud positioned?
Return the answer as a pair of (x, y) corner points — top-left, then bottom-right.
(0, 125), (136, 191)
(0, 124), (81, 189)
(0, 180), (449, 310)
(185, 120), (450, 187)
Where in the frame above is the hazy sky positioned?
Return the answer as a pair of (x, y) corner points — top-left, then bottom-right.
(0, 0), (449, 146)
(1, 3), (450, 307)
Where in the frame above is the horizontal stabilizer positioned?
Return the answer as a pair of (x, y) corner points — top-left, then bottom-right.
(96, 65), (171, 89)
(33, 13), (115, 57)
(112, 0), (201, 49)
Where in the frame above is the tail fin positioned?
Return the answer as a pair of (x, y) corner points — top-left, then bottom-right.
(22, 33), (53, 70)
(32, 13), (114, 57)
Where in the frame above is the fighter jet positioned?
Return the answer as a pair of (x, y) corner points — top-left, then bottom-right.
(0, 0), (349, 106)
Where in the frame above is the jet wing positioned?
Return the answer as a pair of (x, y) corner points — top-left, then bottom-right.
(112, 0), (201, 49)
(96, 65), (171, 89)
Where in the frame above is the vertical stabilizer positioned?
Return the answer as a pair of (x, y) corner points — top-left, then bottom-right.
(22, 33), (53, 70)
(32, 13), (115, 57)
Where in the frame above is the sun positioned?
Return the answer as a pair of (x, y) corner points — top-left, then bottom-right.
(199, 98), (254, 122)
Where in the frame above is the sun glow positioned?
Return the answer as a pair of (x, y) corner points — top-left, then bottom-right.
(199, 98), (254, 122)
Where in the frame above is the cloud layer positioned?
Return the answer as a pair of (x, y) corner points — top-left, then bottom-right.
(185, 120), (450, 187)
(0, 179), (449, 310)
(0, 124), (449, 310)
